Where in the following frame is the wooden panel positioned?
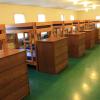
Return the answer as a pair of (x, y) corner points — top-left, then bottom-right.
(83, 30), (95, 49)
(96, 29), (100, 43)
(66, 32), (86, 57)
(0, 41), (2, 50)
(3, 84), (29, 100)
(0, 51), (26, 73)
(0, 64), (27, 89)
(0, 74), (28, 99)
(37, 37), (68, 74)
(0, 49), (29, 100)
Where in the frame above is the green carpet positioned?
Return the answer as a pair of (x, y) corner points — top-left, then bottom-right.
(24, 45), (100, 100)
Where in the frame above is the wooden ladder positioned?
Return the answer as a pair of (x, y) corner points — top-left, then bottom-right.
(23, 31), (37, 67)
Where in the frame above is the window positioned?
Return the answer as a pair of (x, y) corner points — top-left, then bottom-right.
(70, 15), (75, 21)
(96, 16), (100, 20)
(61, 14), (65, 21)
(38, 14), (46, 22)
(14, 14), (25, 24)
(14, 14), (26, 39)
(96, 16), (100, 28)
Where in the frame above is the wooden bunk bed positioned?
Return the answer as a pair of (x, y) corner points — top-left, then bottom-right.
(91, 20), (100, 43)
(78, 20), (85, 31)
(72, 20), (85, 31)
(63, 21), (86, 57)
(63, 21), (73, 36)
(72, 20), (79, 32)
(84, 20), (90, 29)
(36, 22), (68, 74)
(35, 22), (52, 40)
(5, 22), (37, 67)
(81, 20), (96, 48)
(51, 21), (64, 37)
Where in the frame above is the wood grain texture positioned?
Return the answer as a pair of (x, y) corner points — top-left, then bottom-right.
(0, 49), (29, 100)
(37, 37), (68, 74)
(81, 30), (95, 49)
(66, 32), (86, 57)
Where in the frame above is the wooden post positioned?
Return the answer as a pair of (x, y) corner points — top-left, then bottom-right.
(0, 24), (8, 51)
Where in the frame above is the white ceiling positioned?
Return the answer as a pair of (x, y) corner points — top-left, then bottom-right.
(0, 0), (100, 10)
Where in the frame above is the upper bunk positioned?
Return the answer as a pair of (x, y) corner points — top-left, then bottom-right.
(51, 21), (64, 37)
(35, 22), (52, 40)
(5, 22), (37, 66)
(6, 22), (35, 34)
(63, 21), (73, 35)
(78, 20), (85, 31)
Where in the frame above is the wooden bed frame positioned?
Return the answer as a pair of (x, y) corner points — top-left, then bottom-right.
(35, 22), (52, 39)
(5, 22), (37, 67)
(63, 21), (73, 35)
(78, 20), (85, 31)
(6, 22), (53, 70)
(51, 21), (64, 37)
(72, 20), (79, 32)
(84, 20), (90, 29)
